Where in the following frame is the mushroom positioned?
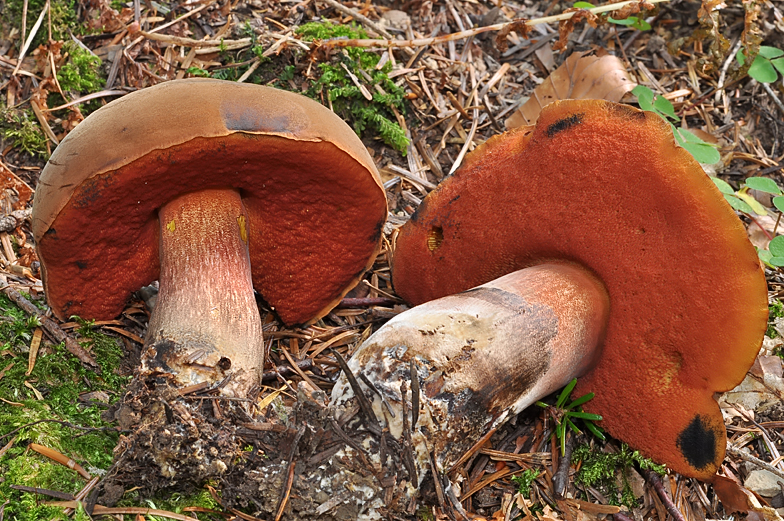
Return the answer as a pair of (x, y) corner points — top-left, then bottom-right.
(332, 99), (767, 481)
(32, 79), (387, 395)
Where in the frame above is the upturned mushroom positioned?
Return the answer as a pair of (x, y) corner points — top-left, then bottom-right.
(32, 79), (387, 395)
(332, 99), (767, 482)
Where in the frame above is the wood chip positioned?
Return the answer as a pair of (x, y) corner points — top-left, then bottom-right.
(26, 327), (41, 376)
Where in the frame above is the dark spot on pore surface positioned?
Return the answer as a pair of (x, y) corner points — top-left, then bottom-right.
(74, 174), (116, 209)
(75, 261), (87, 270)
(546, 113), (585, 138)
(45, 227), (57, 237)
(676, 415), (717, 470)
(409, 197), (428, 223)
(369, 218), (384, 244)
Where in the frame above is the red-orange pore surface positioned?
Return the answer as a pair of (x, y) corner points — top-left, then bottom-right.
(38, 133), (387, 326)
(392, 100), (768, 480)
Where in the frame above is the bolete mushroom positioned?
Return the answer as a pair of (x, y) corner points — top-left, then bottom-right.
(333, 99), (767, 482)
(32, 79), (387, 394)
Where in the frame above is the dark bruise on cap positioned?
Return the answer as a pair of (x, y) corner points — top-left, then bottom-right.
(546, 113), (584, 138)
(220, 98), (306, 134)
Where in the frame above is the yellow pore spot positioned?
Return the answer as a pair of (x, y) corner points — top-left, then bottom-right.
(166, 219), (176, 232)
(237, 215), (248, 243)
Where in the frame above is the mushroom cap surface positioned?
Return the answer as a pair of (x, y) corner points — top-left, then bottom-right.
(391, 99), (768, 480)
(33, 79), (387, 325)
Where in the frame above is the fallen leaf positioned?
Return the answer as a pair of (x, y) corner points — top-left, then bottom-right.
(714, 474), (753, 514)
(0, 162), (34, 211)
(506, 52), (637, 129)
(750, 355), (784, 379)
(714, 474), (783, 521)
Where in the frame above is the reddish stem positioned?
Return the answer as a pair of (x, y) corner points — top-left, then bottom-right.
(746, 213), (774, 241)
(143, 188), (264, 395)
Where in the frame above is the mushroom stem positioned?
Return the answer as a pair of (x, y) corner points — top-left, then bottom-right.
(143, 188), (264, 395)
(332, 262), (609, 483)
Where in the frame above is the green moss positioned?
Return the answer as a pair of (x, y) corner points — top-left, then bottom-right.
(572, 443), (665, 508)
(0, 104), (48, 159)
(117, 487), (222, 517)
(0, 295), (128, 518)
(296, 22), (409, 154)
(510, 468), (540, 496)
(57, 43), (105, 94)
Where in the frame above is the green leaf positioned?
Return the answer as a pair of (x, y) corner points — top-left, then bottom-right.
(749, 57), (779, 83)
(712, 177), (735, 195)
(573, 1), (596, 7)
(632, 85), (655, 112)
(736, 192), (769, 216)
(769, 236), (784, 257)
(759, 46), (784, 59)
(677, 128), (711, 144)
(557, 378), (578, 408)
(559, 423), (567, 455)
(772, 257), (784, 267)
(609, 16), (650, 30)
(759, 249), (773, 265)
(774, 196), (784, 213)
(724, 193), (754, 214)
(773, 57), (784, 76)
(608, 16), (636, 25)
(566, 418), (583, 435)
(745, 177), (782, 194)
(567, 392), (595, 409)
(584, 421), (606, 440)
(681, 140), (721, 164)
(567, 411), (604, 421)
(653, 95), (678, 121)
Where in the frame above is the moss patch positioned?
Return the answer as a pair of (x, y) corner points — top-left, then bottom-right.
(1, 103), (48, 159)
(297, 22), (409, 153)
(0, 294), (127, 519)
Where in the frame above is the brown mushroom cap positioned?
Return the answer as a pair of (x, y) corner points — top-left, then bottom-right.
(391, 99), (768, 480)
(32, 79), (387, 325)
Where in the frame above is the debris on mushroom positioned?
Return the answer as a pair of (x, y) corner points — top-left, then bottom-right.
(333, 99), (767, 483)
(32, 78), (387, 396)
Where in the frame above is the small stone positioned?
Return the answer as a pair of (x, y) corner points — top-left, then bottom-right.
(744, 469), (784, 497)
(381, 10), (411, 30)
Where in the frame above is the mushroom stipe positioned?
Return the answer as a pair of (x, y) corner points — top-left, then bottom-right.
(343, 99), (767, 481)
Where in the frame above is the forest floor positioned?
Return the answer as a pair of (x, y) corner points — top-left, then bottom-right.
(1, 0), (784, 520)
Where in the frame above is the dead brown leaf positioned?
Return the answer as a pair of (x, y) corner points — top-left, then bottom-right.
(713, 473), (783, 521)
(0, 162), (34, 211)
(505, 52), (637, 129)
(612, 0), (656, 21)
(495, 20), (531, 53)
(696, 0), (731, 64)
(554, 9), (599, 51)
(713, 474), (753, 514)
